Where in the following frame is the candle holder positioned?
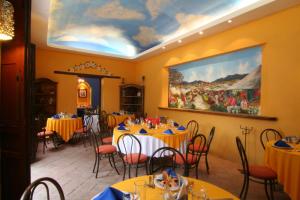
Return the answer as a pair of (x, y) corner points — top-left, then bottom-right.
(240, 125), (253, 151)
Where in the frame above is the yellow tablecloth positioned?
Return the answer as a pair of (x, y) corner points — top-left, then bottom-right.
(111, 175), (239, 200)
(113, 124), (188, 149)
(108, 114), (135, 127)
(46, 118), (82, 142)
(264, 141), (300, 200)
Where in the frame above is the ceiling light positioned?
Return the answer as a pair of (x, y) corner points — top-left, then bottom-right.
(0, 0), (15, 41)
(78, 78), (85, 83)
(199, 31), (204, 35)
(178, 39), (182, 43)
(162, 46), (166, 50)
(227, 19), (232, 23)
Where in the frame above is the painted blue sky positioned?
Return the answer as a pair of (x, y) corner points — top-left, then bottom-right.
(48, 0), (261, 58)
(172, 46), (261, 83)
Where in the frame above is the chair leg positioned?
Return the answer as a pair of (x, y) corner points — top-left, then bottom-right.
(135, 164), (138, 177)
(195, 164), (199, 179)
(240, 175), (249, 200)
(269, 180), (274, 200)
(205, 154), (210, 174)
(128, 164), (131, 179)
(122, 162), (126, 180)
(96, 155), (100, 178)
(264, 180), (270, 200)
(111, 155), (120, 175)
(93, 153), (98, 173)
(108, 155), (114, 168)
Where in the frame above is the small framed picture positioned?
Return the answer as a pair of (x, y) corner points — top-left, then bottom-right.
(78, 89), (87, 98)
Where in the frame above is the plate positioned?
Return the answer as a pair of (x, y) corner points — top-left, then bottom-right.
(154, 174), (187, 191)
(272, 144), (294, 149)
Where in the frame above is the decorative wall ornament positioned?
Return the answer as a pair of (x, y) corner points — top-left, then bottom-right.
(0, 0), (15, 40)
(168, 46), (262, 116)
(67, 61), (112, 76)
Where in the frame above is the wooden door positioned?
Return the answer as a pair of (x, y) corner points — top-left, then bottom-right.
(0, 0), (32, 199)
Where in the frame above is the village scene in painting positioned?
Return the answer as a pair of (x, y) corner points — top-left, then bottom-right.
(168, 47), (261, 115)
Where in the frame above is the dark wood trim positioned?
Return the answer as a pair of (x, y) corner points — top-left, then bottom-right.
(158, 106), (277, 121)
(54, 70), (121, 79)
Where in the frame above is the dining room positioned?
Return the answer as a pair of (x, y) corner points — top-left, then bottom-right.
(1, 0), (300, 200)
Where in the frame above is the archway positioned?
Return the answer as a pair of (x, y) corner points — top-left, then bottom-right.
(77, 79), (92, 108)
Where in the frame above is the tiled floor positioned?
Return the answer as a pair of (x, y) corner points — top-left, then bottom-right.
(31, 142), (290, 200)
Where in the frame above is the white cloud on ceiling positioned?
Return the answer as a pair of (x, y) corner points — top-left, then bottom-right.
(162, 13), (211, 42)
(88, 0), (145, 20)
(52, 25), (137, 56)
(133, 26), (162, 47)
(146, 0), (171, 19)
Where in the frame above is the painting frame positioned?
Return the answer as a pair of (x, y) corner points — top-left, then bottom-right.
(78, 89), (87, 98)
(168, 46), (262, 116)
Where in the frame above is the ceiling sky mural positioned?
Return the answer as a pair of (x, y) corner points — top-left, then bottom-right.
(48, 0), (262, 58)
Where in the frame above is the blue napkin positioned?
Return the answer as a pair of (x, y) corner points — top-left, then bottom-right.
(163, 129), (174, 134)
(177, 125), (185, 131)
(118, 126), (126, 130)
(52, 114), (60, 119)
(139, 128), (147, 134)
(165, 168), (177, 178)
(118, 122), (125, 127)
(274, 140), (292, 148)
(71, 114), (77, 118)
(92, 187), (124, 200)
(173, 122), (179, 127)
(113, 112), (121, 115)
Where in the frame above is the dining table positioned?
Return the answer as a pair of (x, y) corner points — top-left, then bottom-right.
(92, 175), (239, 200)
(112, 124), (189, 157)
(45, 117), (82, 142)
(264, 141), (300, 200)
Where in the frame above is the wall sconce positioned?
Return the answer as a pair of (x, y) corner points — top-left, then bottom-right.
(0, 0), (15, 41)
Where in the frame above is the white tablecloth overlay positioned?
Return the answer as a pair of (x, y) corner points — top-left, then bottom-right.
(112, 134), (187, 157)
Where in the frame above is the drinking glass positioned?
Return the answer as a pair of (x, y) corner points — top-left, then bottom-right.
(191, 186), (207, 200)
(134, 180), (146, 200)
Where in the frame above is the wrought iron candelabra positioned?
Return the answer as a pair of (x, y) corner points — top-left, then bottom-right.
(240, 125), (253, 151)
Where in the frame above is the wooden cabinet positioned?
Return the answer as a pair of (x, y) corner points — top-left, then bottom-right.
(120, 84), (144, 116)
(33, 78), (57, 117)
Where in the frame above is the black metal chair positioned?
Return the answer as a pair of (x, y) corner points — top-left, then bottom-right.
(20, 177), (65, 200)
(199, 127), (215, 174)
(90, 129), (119, 178)
(74, 114), (93, 146)
(186, 120), (199, 140)
(260, 129), (282, 150)
(148, 147), (188, 176)
(117, 133), (148, 180)
(176, 134), (206, 178)
(101, 114), (117, 144)
(36, 115), (56, 154)
(236, 136), (277, 200)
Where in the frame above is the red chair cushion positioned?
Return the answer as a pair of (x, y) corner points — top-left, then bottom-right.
(175, 153), (198, 165)
(74, 127), (87, 134)
(188, 144), (207, 153)
(124, 153), (147, 164)
(96, 145), (116, 154)
(102, 137), (113, 144)
(37, 131), (54, 137)
(249, 165), (277, 179)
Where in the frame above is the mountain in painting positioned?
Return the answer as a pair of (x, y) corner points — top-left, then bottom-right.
(228, 65), (261, 90)
(213, 73), (247, 83)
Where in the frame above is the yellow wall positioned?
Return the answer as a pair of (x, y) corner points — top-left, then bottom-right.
(35, 48), (136, 114)
(135, 6), (300, 164)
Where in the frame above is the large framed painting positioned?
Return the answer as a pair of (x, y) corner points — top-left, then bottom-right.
(168, 46), (262, 115)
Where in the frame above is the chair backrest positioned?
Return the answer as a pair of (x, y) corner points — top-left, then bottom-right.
(148, 147), (187, 176)
(90, 129), (100, 153)
(186, 120), (199, 139)
(20, 177), (65, 200)
(236, 137), (249, 175)
(206, 127), (215, 153)
(260, 128), (282, 150)
(117, 133), (142, 163)
(187, 134), (206, 163)
(107, 114), (117, 131)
